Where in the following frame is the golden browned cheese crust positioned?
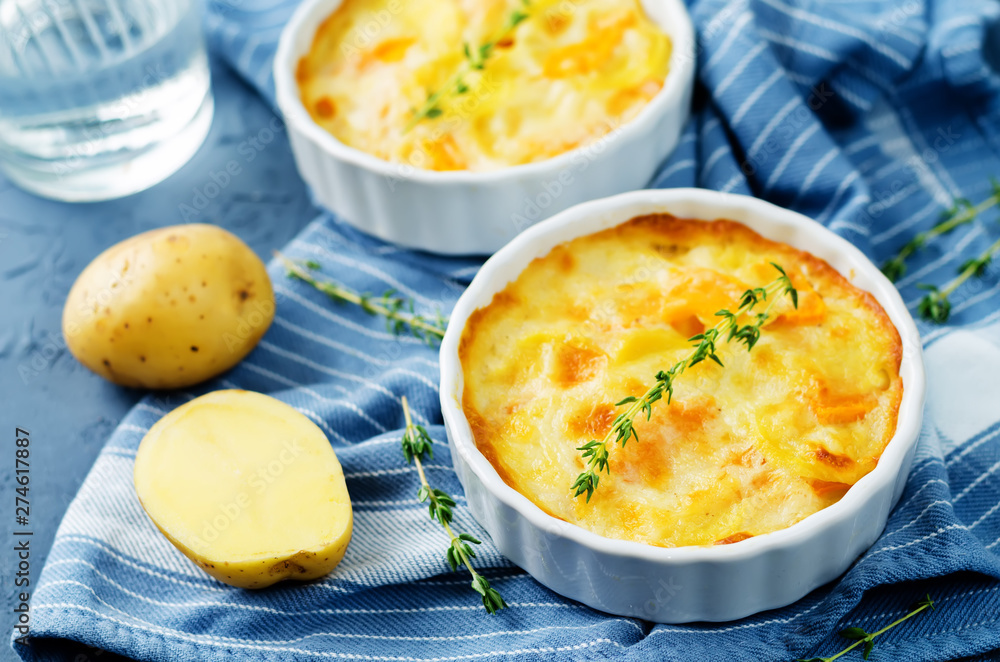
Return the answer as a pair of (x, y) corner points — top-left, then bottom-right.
(296, 0), (671, 171)
(459, 215), (903, 548)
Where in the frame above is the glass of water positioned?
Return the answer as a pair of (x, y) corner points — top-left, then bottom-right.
(0, 0), (213, 201)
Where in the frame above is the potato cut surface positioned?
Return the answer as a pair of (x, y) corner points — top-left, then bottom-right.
(134, 390), (352, 588)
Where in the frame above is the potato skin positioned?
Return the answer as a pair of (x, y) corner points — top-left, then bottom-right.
(153, 523), (352, 589)
(134, 390), (353, 589)
(62, 224), (274, 389)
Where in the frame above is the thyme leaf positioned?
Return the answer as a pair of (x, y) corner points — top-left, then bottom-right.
(795, 595), (934, 662)
(916, 235), (1000, 324)
(881, 178), (1000, 282)
(571, 263), (798, 501)
(402, 396), (507, 614)
(404, 0), (531, 132)
(278, 253), (447, 344)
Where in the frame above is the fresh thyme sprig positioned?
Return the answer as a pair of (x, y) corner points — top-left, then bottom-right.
(796, 595), (934, 662)
(571, 264), (798, 502)
(403, 0), (530, 132)
(401, 396), (507, 614)
(278, 253), (447, 345)
(917, 235), (1000, 323)
(881, 179), (1000, 282)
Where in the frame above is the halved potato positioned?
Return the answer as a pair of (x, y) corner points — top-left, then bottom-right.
(134, 390), (352, 588)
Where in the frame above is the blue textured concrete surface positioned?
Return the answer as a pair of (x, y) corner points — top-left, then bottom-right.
(0, 59), (317, 660)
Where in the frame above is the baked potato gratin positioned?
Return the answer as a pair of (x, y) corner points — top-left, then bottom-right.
(296, 0), (671, 171)
(459, 215), (904, 548)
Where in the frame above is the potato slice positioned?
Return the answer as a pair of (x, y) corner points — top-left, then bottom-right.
(134, 390), (352, 588)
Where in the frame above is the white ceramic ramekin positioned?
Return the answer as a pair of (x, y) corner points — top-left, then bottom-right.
(439, 188), (926, 623)
(274, 0), (695, 255)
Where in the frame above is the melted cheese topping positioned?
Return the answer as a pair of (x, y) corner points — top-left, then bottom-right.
(297, 0), (671, 171)
(459, 216), (904, 548)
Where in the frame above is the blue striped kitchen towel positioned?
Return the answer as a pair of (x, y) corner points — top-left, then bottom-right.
(15, 0), (1000, 660)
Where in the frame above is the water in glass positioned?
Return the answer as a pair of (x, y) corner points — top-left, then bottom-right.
(0, 0), (213, 201)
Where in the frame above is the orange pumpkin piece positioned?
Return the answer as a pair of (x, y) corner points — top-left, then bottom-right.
(543, 12), (635, 77)
(810, 391), (877, 425)
(365, 37), (415, 65)
(772, 267), (827, 327)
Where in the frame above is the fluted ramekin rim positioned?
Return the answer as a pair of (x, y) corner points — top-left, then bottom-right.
(273, 0), (697, 185)
(439, 188), (925, 566)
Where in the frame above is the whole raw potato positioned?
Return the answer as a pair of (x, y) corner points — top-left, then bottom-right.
(62, 224), (274, 389)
